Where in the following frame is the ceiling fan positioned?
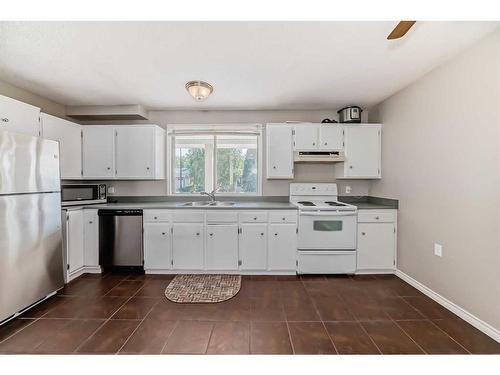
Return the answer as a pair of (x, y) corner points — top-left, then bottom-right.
(387, 21), (416, 40)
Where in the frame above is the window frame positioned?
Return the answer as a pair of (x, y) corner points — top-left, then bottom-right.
(166, 124), (263, 196)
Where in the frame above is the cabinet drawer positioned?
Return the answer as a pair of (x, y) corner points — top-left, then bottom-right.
(239, 211), (268, 223)
(144, 210), (172, 223)
(206, 211), (238, 223)
(269, 211), (297, 223)
(357, 211), (395, 223)
(172, 210), (205, 222)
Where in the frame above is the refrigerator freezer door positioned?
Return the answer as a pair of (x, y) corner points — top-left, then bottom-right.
(0, 131), (60, 195)
(0, 192), (64, 322)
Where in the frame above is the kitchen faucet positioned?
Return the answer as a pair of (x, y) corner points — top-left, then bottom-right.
(200, 188), (218, 203)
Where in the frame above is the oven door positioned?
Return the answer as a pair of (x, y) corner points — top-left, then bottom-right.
(298, 211), (357, 250)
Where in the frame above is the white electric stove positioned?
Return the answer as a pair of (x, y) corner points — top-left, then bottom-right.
(290, 183), (358, 274)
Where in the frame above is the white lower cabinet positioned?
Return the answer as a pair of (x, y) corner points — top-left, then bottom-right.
(206, 224), (239, 270)
(356, 209), (397, 273)
(144, 223), (172, 270)
(83, 209), (99, 267)
(172, 223), (204, 270)
(66, 210), (84, 274)
(268, 224), (297, 271)
(239, 223), (268, 270)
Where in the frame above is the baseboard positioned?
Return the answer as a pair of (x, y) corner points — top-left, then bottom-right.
(396, 269), (500, 343)
(145, 270), (296, 275)
(68, 266), (102, 282)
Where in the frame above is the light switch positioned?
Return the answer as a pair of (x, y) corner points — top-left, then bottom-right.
(434, 243), (442, 257)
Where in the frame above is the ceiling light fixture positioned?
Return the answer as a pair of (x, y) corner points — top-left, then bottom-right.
(185, 80), (213, 101)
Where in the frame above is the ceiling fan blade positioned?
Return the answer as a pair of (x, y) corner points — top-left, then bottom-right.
(387, 21), (416, 40)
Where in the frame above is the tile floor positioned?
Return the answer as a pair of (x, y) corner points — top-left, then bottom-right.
(0, 273), (499, 354)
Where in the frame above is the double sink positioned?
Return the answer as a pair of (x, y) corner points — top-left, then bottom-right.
(181, 201), (236, 207)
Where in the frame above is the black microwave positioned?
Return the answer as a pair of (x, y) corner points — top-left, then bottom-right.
(61, 184), (107, 206)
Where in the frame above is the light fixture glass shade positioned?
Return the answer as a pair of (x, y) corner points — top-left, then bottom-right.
(185, 81), (213, 101)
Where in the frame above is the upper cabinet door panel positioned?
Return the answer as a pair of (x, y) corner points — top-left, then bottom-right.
(294, 124), (319, 150)
(82, 126), (115, 178)
(115, 127), (155, 179)
(319, 125), (343, 150)
(41, 113), (82, 179)
(344, 125), (381, 178)
(0, 95), (41, 137)
(266, 124), (293, 179)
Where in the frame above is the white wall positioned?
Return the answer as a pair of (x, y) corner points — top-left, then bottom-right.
(370, 30), (500, 331)
(83, 109), (372, 196)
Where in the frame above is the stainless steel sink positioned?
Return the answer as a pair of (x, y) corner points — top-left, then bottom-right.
(181, 201), (236, 207)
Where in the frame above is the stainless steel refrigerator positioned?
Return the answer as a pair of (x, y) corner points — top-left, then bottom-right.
(0, 130), (64, 323)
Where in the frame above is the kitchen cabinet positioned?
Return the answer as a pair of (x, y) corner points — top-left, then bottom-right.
(144, 223), (172, 270)
(82, 126), (115, 178)
(206, 224), (239, 270)
(66, 210), (84, 274)
(356, 209), (396, 273)
(268, 224), (297, 271)
(41, 113), (82, 179)
(82, 125), (165, 180)
(83, 209), (99, 268)
(319, 124), (343, 150)
(334, 124), (381, 179)
(239, 223), (268, 270)
(0, 94), (41, 137)
(294, 123), (318, 150)
(115, 126), (165, 179)
(266, 124), (294, 179)
(172, 223), (204, 269)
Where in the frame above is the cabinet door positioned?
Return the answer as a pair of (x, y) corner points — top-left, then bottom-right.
(144, 223), (172, 270)
(172, 223), (204, 269)
(41, 113), (82, 179)
(268, 224), (297, 270)
(357, 223), (395, 270)
(115, 127), (155, 179)
(67, 210), (84, 273)
(319, 125), (343, 150)
(206, 224), (239, 270)
(0, 95), (41, 137)
(266, 124), (293, 179)
(82, 126), (115, 178)
(239, 224), (267, 270)
(344, 126), (381, 178)
(83, 209), (99, 267)
(294, 124), (319, 150)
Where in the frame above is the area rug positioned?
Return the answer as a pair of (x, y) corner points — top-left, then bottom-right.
(165, 274), (241, 303)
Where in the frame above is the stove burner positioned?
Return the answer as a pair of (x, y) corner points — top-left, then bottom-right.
(325, 201), (346, 207)
(298, 201), (316, 206)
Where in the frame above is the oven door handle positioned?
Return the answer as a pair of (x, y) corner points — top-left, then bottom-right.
(300, 211), (357, 216)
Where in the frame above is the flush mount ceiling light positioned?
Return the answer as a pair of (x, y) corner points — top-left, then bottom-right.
(185, 80), (213, 101)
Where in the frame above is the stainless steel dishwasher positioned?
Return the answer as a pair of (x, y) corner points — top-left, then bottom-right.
(98, 209), (143, 269)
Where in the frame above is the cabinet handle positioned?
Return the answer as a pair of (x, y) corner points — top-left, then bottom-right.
(324, 142), (327, 145)
(162, 232), (166, 235)
(361, 232), (366, 236)
(89, 221), (93, 224)
(273, 166), (276, 169)
(1, 118), (9, 122)
(282, 217), (285, 221)
(146, 167), (150, 170)
(107, 167), (111, 170)
(312, 142), (316, 146)
(274, 233), (278, 236)
(209, 233), (213, 236)
(253, 217), (257, 220)
(349, 165), (353, 169)
(260, 233), (264, 236)
(196, 232), (200, 236)
(375, 216), (380, 220)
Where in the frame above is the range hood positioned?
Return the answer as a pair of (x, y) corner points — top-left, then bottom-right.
(66, 104), (148, 121)
(294, 151), (345, 163)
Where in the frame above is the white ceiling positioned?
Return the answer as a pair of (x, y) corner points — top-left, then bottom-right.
(0, 21), (498, 110)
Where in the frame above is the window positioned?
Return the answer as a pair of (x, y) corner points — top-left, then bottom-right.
(170, 131), (261, 195)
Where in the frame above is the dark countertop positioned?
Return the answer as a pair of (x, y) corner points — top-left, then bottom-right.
(339, 196), (398, 210)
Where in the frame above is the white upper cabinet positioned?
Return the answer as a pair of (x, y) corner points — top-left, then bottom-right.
(82, 126), (115, 178)
(41, 113), (82, 179)
(0, 94), (41, 137)
(294, 123), (318, 150)
(334, 124), (382, 179)
(266, 124), (294, 179)
(82, 125), (165, 180)
(319, 124), (343, 150)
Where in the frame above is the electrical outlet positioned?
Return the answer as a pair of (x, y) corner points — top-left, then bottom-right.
(108, 186), (116, 194)
(434, 243), (442, 257)
(345, 185), (352, 194)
